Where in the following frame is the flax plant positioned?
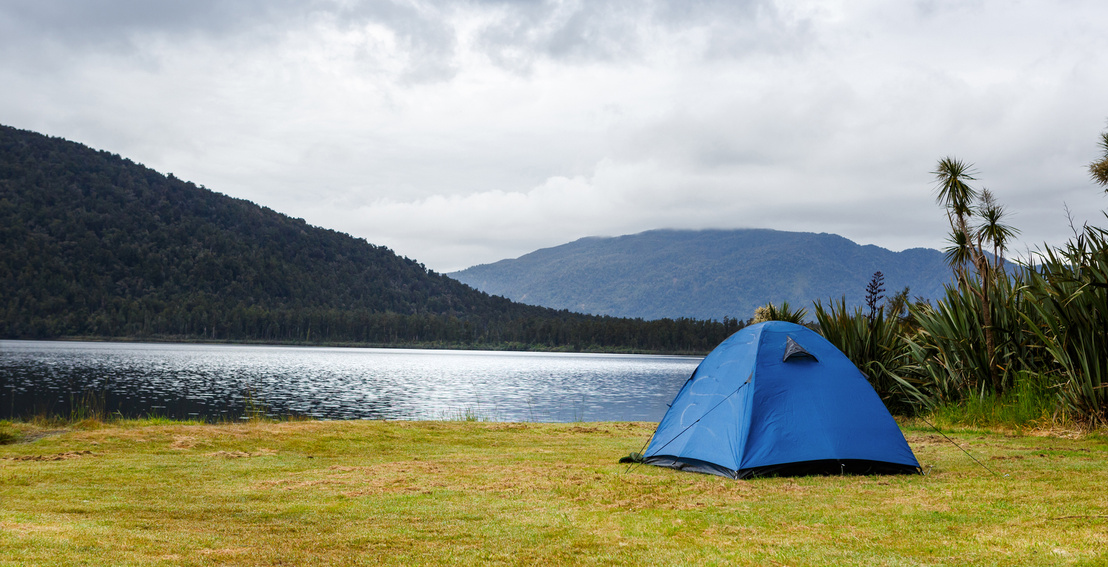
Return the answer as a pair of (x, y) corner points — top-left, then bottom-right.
(1022, 225), (1108, 425)
(904, 270), (1046, 407)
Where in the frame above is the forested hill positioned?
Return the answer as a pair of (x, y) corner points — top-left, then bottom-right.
(450, 229), (955, 321)
(0, 124), (736, 352)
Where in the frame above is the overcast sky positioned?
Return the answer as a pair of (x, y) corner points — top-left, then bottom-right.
(3, 0), (1107, 272)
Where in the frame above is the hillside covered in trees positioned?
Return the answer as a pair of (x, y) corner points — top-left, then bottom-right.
(0, 124), (738, 353)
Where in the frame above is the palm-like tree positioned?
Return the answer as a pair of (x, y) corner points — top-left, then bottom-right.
(933, 157), (982, 284)
(933, 157), (979, 225)
(1090, 131), (1108, 189)
(931, 157), (1012, 394)
(942, 228), (974, 274)
(975, 189), (1019, 273)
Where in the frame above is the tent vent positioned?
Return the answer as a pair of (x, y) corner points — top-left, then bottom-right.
(783, 336), (818, 362)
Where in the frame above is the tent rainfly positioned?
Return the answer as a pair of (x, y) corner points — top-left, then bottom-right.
(642, 321), (920, 479)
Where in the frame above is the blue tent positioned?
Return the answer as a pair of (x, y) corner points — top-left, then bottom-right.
(644, 321), (920, 478)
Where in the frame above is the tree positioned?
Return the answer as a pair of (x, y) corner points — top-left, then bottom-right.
(975, 189), (1019, 274)
(1090, 129), (1108, 189)
(931, 158), (1018, 394)
(933, 157), (980, 287)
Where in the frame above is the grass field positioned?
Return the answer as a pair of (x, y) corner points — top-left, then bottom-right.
(1, 419), (1106, 566)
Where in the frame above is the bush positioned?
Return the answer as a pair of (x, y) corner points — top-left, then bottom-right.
(1023, 225), (1108, 426)
(904, 272), (1049, 404)
(0, 421), (20, 445)
(751, 301), (808, 324)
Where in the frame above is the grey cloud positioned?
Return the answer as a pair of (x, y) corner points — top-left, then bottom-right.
(912, 0), (987, 19)
(0, 0), (795, 80)
(473, 0), (794, 71)
(0, 0), (458, 45)
(0, 0), (302, 78)
(0, 1), (297, 48)
(653, 0), (811, 59)
(0, 0), (459, 81)
(5, 0), (1107, 275)
(325, 2), (460, 83)
(474, 2), (645, 70)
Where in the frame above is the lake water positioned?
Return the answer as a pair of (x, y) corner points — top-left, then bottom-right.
(0, 340), (701, 422)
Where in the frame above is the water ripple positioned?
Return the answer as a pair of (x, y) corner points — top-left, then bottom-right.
(0, 340), (700, 422)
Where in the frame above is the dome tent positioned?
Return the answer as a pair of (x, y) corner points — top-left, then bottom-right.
(643, 321), (920, 479)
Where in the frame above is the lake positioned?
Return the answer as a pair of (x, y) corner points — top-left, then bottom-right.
(0, 340), (702, 422)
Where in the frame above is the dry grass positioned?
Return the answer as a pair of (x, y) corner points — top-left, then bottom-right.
(1, 420), (1106, 566)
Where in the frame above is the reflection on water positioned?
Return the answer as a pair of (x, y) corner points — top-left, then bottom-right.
(0, 340), (701, 422)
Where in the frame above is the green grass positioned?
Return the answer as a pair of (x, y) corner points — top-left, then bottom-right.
(2, 420), (1106, 566)
(926, 373), (1065, 431)
(0, 421), (20, 445)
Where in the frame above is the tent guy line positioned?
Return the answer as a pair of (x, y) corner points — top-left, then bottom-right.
(918, 414), (1008, 479)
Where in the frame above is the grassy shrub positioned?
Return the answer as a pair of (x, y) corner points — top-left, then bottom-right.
(905, 274), (1047, 406)
(1023, 225), (1108, 425)
(0, 420), (20, 444)
(751, 301), (808, 324)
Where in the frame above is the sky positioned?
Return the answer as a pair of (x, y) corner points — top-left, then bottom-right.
(2, 0), (1107, 273)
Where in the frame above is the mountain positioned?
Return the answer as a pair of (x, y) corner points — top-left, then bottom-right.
(0, 124), (515, 336)
(450, 229), (955, 321)
(0, 124), (737, 352)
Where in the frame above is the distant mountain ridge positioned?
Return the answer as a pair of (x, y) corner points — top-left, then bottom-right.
(450, 229), (955, 321)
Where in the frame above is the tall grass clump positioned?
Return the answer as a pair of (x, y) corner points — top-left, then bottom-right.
(0, 420), (20, 444)
(927, 370), (1058, 429)
(817, 269), (1062, 426)
(441, 405), (499, 422)
(904, 273), (1049, 406)
(1023, 224), (1108, 425)
(752, 301), (808, 324)
(68, 390), (109, 423)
